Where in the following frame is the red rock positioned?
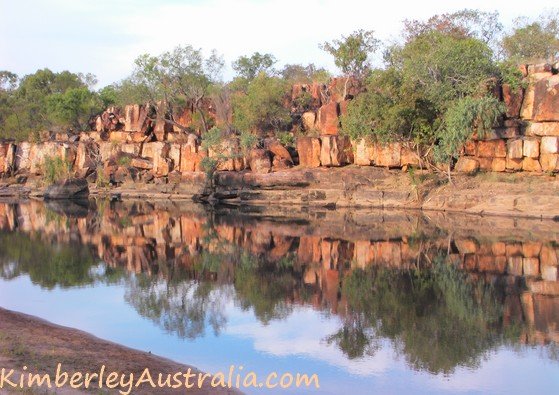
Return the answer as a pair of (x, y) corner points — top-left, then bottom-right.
(208, 138), (244, 171)
(525, 122), (559, 137)
(541, 136), (559, 154)
(339, 100), (350, 117)
(477, 157), (493, 171)
(527, 63), (553, 75)
(507, 139), (523, 159)
(522, 157), (542, 172)
(173, 107), (193, 132)
(523, 139), (540, 158)
(296, 137), (321, 167)
(502, 84), (524, 118)
(109, 131), (128, 142)
(477, 140), (506, 158)
(316, 101), (339, 135)
(401, 146), (420, 167)
(14, 142), (31, 172)
(328, 77), (361, 102)
(463, 140), (477, 156)
(523, 258), (540, 277)
(454, 157), (479, 173)
(130, 157), (153, 170)
(540, 153), (559, 172)
(264, 139), (293, 164)
(491, 158), (506, 172)
(352, 138), (374, 166)
(506, 157), (523, 171)
(301, 112), (316, 131)
(248, 149), (272, 173)
(153, 117), (173, 141)
(375, 143), (401, 168)
(124, 104), (142, 132)
(180, 150), (204, 172)
(532, 75), (559, 122)
(0, 142), (15, 174)
(320, 135), (353, 166)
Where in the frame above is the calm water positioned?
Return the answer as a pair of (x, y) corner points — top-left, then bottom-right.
(0, 200), (558, 394)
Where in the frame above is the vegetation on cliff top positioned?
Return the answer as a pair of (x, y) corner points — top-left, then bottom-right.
(0, 8), (558, 163)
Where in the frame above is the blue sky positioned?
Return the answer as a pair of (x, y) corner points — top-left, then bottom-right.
(1, 0), (558, 87)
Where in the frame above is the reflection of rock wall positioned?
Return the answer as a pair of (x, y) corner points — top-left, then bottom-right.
(0, 201), (558, 344)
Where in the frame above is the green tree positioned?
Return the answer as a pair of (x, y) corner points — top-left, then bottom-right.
(320, 29), (380, 100)
(280, 63), (331, 84)
(232, 73), (290, 133)
(46, 87), (102, 131)
(232, 52), (277, 81)
(501, 12), (559, 63)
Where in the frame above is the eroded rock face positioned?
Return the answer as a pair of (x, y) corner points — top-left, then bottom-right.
(532, 75), (559, 122)
(264, 138), (293, 165)
(316, 101), (339, 135)
(502, 84), (524, 119)
(0, 142), (15, 175)
(320, 135), (353, 167)
(375, 143), (401, 168)
(296, 137), (321, 168)
(353, 138), (374, 166)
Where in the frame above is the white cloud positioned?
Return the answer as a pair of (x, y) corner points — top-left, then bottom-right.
(1, 0), (558, 86)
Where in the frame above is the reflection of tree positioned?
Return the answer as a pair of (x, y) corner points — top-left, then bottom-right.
(124, 264), (231, 339)
(0, 232), (100, 289)
(334, 256), (511, 374)
(233, 252), (297, 324)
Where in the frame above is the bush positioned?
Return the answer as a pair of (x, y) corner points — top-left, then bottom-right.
(43, 156), (71, 184)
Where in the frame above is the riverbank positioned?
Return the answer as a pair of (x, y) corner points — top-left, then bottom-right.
(0, 307), (240, 394)
(2, 166), (558, 220)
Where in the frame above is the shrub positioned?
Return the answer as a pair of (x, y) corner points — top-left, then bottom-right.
(43, 156), (71, 184)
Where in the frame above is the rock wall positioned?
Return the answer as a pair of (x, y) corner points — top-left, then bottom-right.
(1, 63), (559, 180)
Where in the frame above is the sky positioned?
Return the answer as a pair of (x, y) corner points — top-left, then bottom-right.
(1, 0), (558, 87)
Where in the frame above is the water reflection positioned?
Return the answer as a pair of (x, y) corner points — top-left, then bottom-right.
(0, 199), (558, 378)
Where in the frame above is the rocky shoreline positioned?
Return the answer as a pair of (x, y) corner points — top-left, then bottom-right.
(1, 166), (558, 220)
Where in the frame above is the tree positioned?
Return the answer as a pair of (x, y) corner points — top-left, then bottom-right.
(232, 73), (290, 133)
(403, 9), (503, 52)
(128, 45), (224, 134)
(280, 63), (331, 84)
(320, 29), (380, 80)
(320, 29), (380, 100)
(46, 87), (102, 131)
(232, 52), (277, 81)
(501, 11), (559, 63)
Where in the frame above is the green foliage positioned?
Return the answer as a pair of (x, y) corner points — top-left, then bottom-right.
(232, 73), (290, 133)
(501, 11), (559, 63)
(293, 91), (313, 111)
(239, 130), (258, 152)
(497, 60), (525, 91)
(232, 52), (277, 81)
(43, 156), (71, 184)
(46, 87), (102, 131)
(116, 155), (132, 167)
(342, 29), (503, 162)
(280, 63), (331, 84)
(277, 131), (295, 147)
(435, 96), (504, 163)
(0, 68), (103, 140)
(320, 29), (380, 79)
(201, 126), (225, 150)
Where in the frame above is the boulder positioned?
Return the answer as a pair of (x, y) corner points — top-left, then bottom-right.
(296, 137), (321, 168)
(491, 158), (506, 172)
(301, 112), (316, 131)
(541, 136), (559, 154)
(44, 178), (89, 200)
(353, 138), (374, 166)
(320, 135), (353, 166)
(153, 117), (173, 141)
(506, 157), (523, 171)
(375, 143), (401, 168)
(523, 157), (542, 172)
(477, 140), (506, 158)
(507, 139), (523, 159)
(108, 131), (128, 142)
(523, 139), (540, 158)
(264, 139), (293, 164)
(124, 104), (142, 132)
(316, 101), (339, 135)
(525, 122), (559, 137)
(248, 149), (272, 174)
(130, 157), (153, 170)
(540, 154), (559, 172)
(502, 84), (524, 118)
(532, 75), (559, 122)
(454, 157), (479, 173)
(208, 138), (244, 171)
